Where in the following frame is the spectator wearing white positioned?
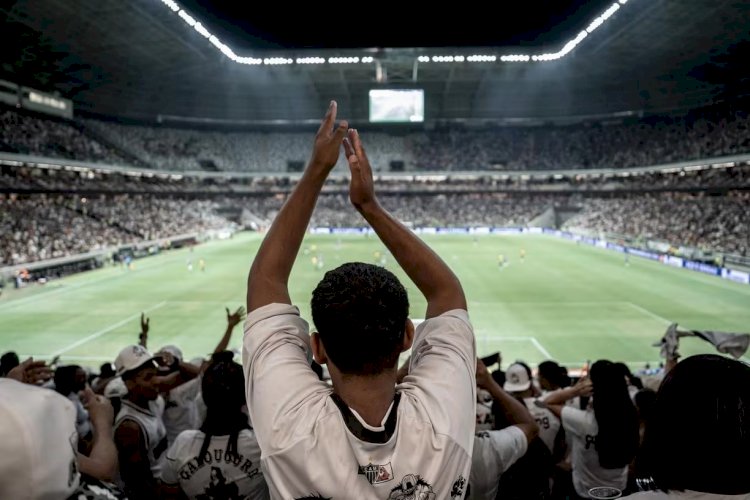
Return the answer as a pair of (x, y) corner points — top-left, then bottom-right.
(544, 360), (640, 498)
(53, 364), (92, 440)
(504, 362), (561, 456)
(0, 359), (124, 499)
(156, 344), (202, 446)
(243, 103), (476, 498)
(113, 344), (169, 499)
(624, 355), (750, 499)
(162, 354), (268, 499)
(468, 359), (539, 500)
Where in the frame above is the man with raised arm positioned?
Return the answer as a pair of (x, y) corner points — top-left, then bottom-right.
(243, 101), (476, 499)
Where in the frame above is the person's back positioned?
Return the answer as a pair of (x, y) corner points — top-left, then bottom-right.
(624, 355), (750, 500)
(162, 356), (268, 499)
(243, 104), (476, 498)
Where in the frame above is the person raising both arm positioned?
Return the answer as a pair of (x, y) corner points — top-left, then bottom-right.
(243, 101), (476, 499)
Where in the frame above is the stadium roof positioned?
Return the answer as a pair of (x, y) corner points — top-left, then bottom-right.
(2, 0), (749, 124)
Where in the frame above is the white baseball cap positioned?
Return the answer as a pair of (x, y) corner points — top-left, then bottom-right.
(504, 362), (532, 392)
(158, 344), (183, 361)
(0, 379), (80, 499)
(114, 344), (156, 376)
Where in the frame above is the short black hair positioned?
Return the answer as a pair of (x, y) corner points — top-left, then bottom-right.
(642, 355), (750, 494)
(311, 262), (409, 375)
(538, 360), (570, 388)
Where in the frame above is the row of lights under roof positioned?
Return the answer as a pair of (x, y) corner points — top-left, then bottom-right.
(160, 0), (631, 66)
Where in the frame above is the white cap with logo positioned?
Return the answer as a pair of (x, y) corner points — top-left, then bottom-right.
(115, 344), (156, 376)
(0, 379), (80, 499)
(503, 362), (532, 392)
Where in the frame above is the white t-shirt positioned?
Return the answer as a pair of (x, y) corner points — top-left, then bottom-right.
(115, 397), (168, 477)
(524, 397), (561, 455)
(468, 426), (528, 500)
(163, 377), (202, 446)
(624, 491), (750, 499)
(242, 303), (476, 499)
(561, 406), (628, 498)
(161, 429), (269, 500)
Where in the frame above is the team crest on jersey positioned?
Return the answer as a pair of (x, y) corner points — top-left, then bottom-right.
(358, 462), (394, 485)
(388, 474), (435, 500)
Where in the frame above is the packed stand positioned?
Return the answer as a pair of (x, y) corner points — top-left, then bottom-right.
(0, 107), (131, 165)
(564, 191), (750, 256)
(0, 194), (233, 266)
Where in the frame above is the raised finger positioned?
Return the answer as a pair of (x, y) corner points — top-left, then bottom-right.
(317, 100), (337, 135)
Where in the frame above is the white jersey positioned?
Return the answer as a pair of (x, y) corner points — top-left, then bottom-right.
(115, 397), (168, 477)
(468, 427), (528, 500)
(163, 377), (202, 446)
(161, 429), (269, 500)
(561, 406), (628, 498)
(242, 304), (476, 499)
(524, 397), (561, 454)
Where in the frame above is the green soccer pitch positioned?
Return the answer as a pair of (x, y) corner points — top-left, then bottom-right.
(2, 232), (749, 370)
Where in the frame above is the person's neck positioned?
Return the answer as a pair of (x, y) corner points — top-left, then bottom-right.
(127, 393), (152, 410)
(331, 369), (397, 428)
(203, 411), (246, 436)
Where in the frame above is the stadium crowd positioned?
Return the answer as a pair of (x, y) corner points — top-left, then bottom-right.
(2, 105), (750, 172)
(1, 187), (748, 266)
(2, 109), (748, 500)
(0, 194), (233, 266)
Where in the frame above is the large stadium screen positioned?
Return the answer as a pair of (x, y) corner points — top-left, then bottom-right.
(369, 89), (424, 123)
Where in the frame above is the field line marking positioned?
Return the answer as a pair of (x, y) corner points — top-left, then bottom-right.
(530, 337), (553, 358)
(625, 302), (673, 325)
(50, 301), (167, 357)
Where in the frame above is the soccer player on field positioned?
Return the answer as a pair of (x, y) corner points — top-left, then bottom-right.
(520, 248), (526, 263)
(243, 101), (476, 498)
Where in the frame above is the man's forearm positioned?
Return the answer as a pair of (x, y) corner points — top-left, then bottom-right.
(483, 378), (536, 428)
(359, 202), (466, 318)
(247, 167), (328, 311)
(80, 418), (117, 481)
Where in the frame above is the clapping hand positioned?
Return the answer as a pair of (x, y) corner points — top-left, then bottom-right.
(310, 100), (349, 172)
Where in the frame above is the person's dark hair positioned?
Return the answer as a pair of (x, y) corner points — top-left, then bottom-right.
(642, 355), (750, 494)
(634, 389), (657, 424)
(99, 363), (116, 379)
(311, 262), (409, 375)
(590, 360), (639, 469)
(198, 358), (249, 465)
(538, 360), (570, 389)
(613, 362), (644, 390)
(0, 351), (20, 376)
(54, 365), (84, 396)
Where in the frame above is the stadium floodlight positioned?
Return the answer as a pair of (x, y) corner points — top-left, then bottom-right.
(467, 55), (497, 62)
(156, 0), (632, 67)
(263, 57), (294, 65)
(296, 57), (326, 64)
(328, 56), (360, 63)
(161, 0), (180, 12)
(177, 10), (196, 26)
(500, 54), (531, 62)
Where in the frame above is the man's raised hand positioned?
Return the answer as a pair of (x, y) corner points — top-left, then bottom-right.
(344, 129), (376, 210)
(310, 100), (349, 171)
(226, 306), (246, 329)
(7, 357), (53, 385)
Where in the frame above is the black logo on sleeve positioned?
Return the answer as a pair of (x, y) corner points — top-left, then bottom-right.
(388, 474), (436, 500)
(450, 475), (466, 498)
(358, 462), (394, 485)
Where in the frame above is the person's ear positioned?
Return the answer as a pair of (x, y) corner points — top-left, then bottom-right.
(401, 319), (415, 352)
(311, 332), (328, 365)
